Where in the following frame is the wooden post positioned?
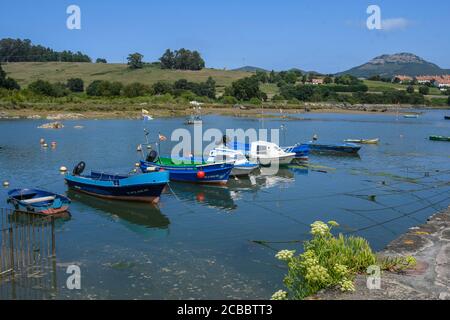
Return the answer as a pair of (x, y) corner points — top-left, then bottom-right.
(9, 227), (14, 274)
(51, 216), (56, 257)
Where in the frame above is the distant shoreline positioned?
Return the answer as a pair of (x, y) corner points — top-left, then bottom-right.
(0, 103), (448, 120)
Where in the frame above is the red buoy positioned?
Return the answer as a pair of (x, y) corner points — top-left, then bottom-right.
(197, 171), (205, 179)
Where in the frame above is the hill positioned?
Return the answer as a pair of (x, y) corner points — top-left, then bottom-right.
(232, 66), (268, 72)
(2, 62), (252, 88)
(337, 53), (450, 78)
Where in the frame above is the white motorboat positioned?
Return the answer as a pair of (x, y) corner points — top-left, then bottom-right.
(207, 147), (259, 177)
(249, 141), (296, 166)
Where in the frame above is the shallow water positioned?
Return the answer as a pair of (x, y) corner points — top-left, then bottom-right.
(0, 110), (449, 299)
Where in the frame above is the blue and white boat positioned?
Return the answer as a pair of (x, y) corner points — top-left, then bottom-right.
(230, 141), (296, 166)
(7, 188), (71, 214)
(64, 162), (169, 204)
(140, 156), (233, 185)
(282, 144), (310, 160)
(305, 142), (361, 154)
(207, 147), (259, 177)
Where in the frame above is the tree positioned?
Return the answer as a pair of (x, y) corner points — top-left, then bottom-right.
(122, 82), (150, 97)
(419, 86), (429, 95)
(323, 76), (333, 84)
(225, 76), (265, 101)
(28, 80), (68, 97)
(406, 85), (415, 94)
(66, 78), (84, 92)
(0, 38), (91, 62)
(127, 53), (144, 69)
(96, 58), (107, 63)
(0, 64), (20, 90)
(159, 49), (175, 69)
(86, 80), (123, 96)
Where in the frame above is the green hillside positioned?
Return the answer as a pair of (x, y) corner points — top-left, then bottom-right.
(2, 62), (251, 88)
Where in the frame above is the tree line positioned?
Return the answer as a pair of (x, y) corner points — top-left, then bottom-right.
(0, 38), (91, 62)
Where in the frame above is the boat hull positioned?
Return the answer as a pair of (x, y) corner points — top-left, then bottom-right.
(283, 144), (310, 159)
(140, 160), (233, 185)
(7, 188), (71, 215)
(429, 135), (450, 142)
(306, 143), (361, 154)
(250, 155), (295, 166)
(64, 172), (169, 203)
(231, 164), (259, 177)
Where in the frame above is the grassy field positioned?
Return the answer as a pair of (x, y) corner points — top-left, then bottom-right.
(363, 80), (443, 95)
(2, 62), (251, 88)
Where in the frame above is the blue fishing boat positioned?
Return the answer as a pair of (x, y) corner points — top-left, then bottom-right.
(140, 156), (233, 185)
(7, 188), (71, 214)
(282, 144), (310, 160)
(305, 142), (361, 154)
(64, 162), (169, 203)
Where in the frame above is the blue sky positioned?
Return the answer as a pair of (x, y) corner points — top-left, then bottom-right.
(1, 0), (449, 73)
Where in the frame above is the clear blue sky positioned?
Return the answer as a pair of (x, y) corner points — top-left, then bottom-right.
(1, 0), (449, 73)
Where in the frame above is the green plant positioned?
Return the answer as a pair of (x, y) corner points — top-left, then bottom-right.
(379, 255), (417, 272)
(273, 221), (377, 300)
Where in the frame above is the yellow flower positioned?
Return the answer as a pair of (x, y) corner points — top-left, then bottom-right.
(311, 221), (330, 236)
(271, 290), (288, 300)
(275, 250), (296, 261)
(339, 279), (355, 292)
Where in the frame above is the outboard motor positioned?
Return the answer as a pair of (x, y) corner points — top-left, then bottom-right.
(73, 161), (86, 176)
(146, 150), (158, 162)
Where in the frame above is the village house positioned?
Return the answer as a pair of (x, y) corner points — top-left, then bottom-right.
(393, 75), (413, 83)
(415, 75), (437, 84)
(433, 76), (450, 89)
(311, 78), (324, 85)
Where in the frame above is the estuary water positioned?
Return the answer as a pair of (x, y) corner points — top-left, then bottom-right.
(0, 110), (449, 299)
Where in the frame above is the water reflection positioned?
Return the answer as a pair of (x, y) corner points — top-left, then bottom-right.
(67, 190), (170, 230)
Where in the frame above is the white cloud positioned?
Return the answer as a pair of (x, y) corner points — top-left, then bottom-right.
(381, 18), (410, 31)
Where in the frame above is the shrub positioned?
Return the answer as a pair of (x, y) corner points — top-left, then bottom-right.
(249, 97), (262, 105)
(419, 86), (430, 95)
(220, 95), (237, 105)
(274, 221), (376, 300)
(86, 80), (123, 96)
(66, 78), (84, 92)
(122, 82), (150, 97)
(28, 80), (68, 97)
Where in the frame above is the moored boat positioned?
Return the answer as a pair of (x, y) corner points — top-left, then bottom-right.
(230, 141), (296, 166)
(7, 188), (71, 214)
(344, 138), (380, 144)
(403, 114), (419, 119)
(305, 142), (361, 154)
(207, 147), (259, 177)
(429, 135), (450, 142)
(282, 144), (310, 160)
(140, 157), (234, 185)
(444, 116), (450, 120)
(64, 162), (169, 203)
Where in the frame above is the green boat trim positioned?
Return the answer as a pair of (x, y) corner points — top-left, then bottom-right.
(156, 157), (207, 166)
(429, 135), (450, 142)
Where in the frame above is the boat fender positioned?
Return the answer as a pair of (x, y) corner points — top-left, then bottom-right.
(73, 161), (86, 176)
(197, 171), (205, 179)
(146, 150), (158, 162)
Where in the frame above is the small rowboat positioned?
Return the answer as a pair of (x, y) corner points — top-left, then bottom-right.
(429, 135), (450, 142)
(305, 142), (361, 154)
(7, 188), (70, 214)
(140, 157), (233, 185)
(64, 162), (169, 203)
(403, 114), (419, 119)
(344, 138), (380, 144)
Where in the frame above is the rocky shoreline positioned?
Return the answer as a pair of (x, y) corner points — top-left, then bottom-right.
(312, 207), (450, 300)
(0, 103), (444, 120)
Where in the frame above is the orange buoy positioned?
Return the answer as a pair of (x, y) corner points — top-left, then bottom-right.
(197, 171), (205, 179)
(196, 192), (205, 202)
